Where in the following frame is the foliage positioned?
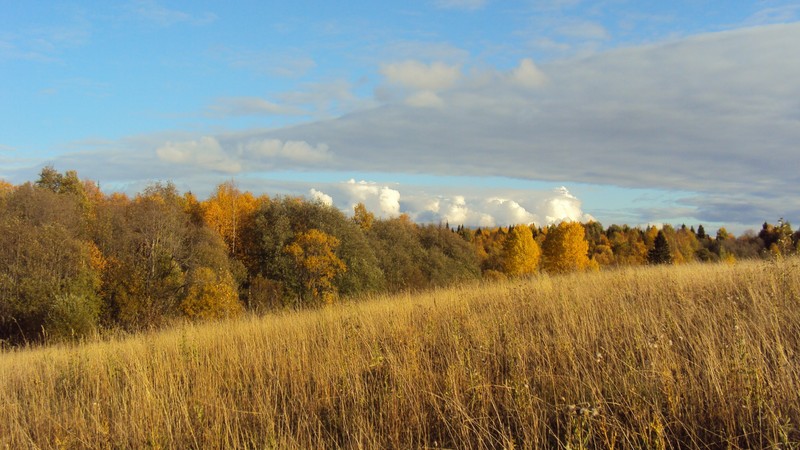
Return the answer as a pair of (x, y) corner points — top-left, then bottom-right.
(647, 230), (673, 264)
(1, 169), (798, 344)
(541, 221), (590, 273)
(180, 268), (242, 320)
(501, 225), (540, 276)
(0, 183), (100, 343)
(352, 202), (375, 231)
(284, 229), (347, 305)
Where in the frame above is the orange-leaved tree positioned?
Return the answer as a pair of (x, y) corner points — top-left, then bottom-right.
(284, 229), (347, 305)
(541, 221), (590, 274)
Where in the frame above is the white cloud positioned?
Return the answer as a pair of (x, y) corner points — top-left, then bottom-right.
(542, 187), (594, 224)
(29, 23), (800, 229)
(309, 188), (333, 206)
(309, 180), (593, 228)
(342, 179), (402, 218)
(308, 180), (402, 218)
(263, 23), (800, 230)
(156, 136), (240, 173)
(510, 58), (548, 88)
(242, 139), (332, 163)
(381, 60), (461, 91)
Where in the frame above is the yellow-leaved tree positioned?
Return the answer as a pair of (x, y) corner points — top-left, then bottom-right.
(501, 225), (540, 276)
(352, 202), (375, 231)
(201, 181), (259, 257)
(541, 221), (590, 274)
(284, 229), (347, 305)
(180, 267), (243, 320)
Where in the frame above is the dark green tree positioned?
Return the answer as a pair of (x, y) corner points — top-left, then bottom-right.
(647, 230), (673, 265)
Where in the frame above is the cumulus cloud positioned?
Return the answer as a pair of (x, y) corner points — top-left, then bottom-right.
(156, 136), (241, 173)
(412, 187), (593, 227)
(309, 181), (593, 228)
(310, 180), (402, 218)
(309, 188), (333, 206)
(542, 187), (594, 224)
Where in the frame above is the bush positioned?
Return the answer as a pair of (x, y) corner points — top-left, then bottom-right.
(45, 293), (101, 342)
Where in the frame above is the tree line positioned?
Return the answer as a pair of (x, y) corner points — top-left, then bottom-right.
(0, 169), (796, 344)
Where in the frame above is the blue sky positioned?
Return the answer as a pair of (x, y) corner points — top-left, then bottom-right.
(2, 1), (800, 233)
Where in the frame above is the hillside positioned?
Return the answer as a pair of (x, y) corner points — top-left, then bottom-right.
(1, 259), (799, 448)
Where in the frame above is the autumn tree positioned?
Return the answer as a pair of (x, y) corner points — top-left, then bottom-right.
(352, 202), (375, 231)
(0, 180), (13, 198)
(0, 183), (101, 342)
(501, 225), (540, 276)
(201, 181), (260, 258)
(98, 182), (242, 329)
(673, 225), (701, 264)
(180, 267), (242, 320)
(607, 225), (647, 266)
(284, 229), (347, 305)
(367, 217), (428, 291)
(541, 221), (590, 274)
(417, 224), (481, 286)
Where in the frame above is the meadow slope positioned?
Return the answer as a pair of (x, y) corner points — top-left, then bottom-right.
(1, 259), (799, 449)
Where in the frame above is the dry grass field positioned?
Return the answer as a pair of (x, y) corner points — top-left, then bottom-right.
(2, 259), (799, 449)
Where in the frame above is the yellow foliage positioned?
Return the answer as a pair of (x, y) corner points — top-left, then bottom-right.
(201, 182), (259, 256)
(284, 229), (347, 304)
(180, 267), (243, 320)
(0, 179), (13, 196)
(593, 244), (615, 266)
(353, 202), (375, 231)
(501, 225), (540, 276)
(541, 221), (590, 274)
(86, 241), (108, 275)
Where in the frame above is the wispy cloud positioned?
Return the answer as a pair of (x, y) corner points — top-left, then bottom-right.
(745, 5), (800, 25)
(204, 97), (304, 117)
(128, 0), (216, 26)
(0, 12), (90, 62)
(210, 46), (316, 78)
(435, 0), (488, 11)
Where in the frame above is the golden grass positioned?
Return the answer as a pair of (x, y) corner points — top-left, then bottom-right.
(2, 259), (799, 449)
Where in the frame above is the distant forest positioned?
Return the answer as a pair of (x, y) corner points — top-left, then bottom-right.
(1, 168), (796, 344)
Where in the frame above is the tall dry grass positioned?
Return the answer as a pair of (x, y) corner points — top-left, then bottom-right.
(1, 259), (799, 449)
